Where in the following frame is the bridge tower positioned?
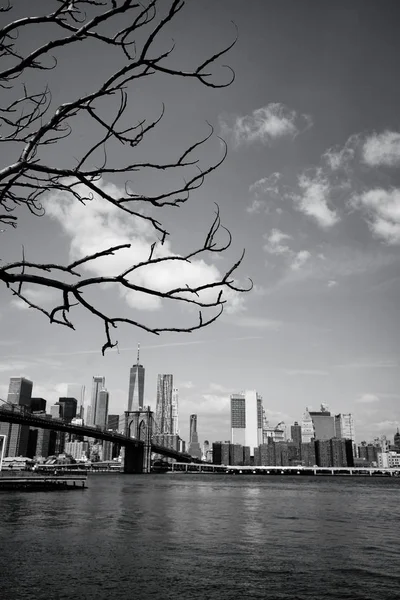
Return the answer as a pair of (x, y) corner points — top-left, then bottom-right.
(123, 407), (154, 473)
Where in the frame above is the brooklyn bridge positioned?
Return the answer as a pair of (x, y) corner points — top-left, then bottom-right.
(0, 401), (199, 473)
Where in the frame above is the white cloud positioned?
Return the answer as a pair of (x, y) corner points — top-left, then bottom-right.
(322, 134), (359, 171)
(356, 393), (380, 404)
(327, 279), (337, 288)
(246, 198), (266, 215)
(292, 170), (339, 228)
(249, 172), (281, 197)
(221, 103), (312, 147)
(10, 287), (59, 311)
(232, 316), (282, 330)
(45, 179), (244, 314)
(263, 228), (292, 255)
(351, 187), (400, 244)
(284, 369), (329, 376)
(363, 131), (400, 167)
(290, 250), (311, 271)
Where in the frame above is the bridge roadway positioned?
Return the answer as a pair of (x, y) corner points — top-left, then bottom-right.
(0, 407), (197, 468)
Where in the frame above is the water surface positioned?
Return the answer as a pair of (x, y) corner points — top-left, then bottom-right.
(1, 474), (399, 599)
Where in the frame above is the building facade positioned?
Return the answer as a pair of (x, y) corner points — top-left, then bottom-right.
(95, 390), (109, 429)
(301, 408), (314, 443)
(231, 390), (263, 455)
(171, 388), (179, 435)
(0, 377), (33, 457)
(127, 345), (145, 411)
(310, 406), (335, 441)
(188, 414), (202, 459)
(155, 374), (173, 434)
(87, 376), (105, 426)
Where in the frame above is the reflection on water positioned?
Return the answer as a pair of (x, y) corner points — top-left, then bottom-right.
(0, 475), (399, 600)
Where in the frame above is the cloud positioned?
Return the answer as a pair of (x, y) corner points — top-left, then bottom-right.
(284, 369), (329, 376)
(246, 198), (266, 215)
(232, 316), (282, 330)
(356, 393), (380, 404)
(327, 279), (337, 288)
(290, 250), (311, 271)
(351, 187), (400, 244)
(45, 179), (244, 314)
(263, 228), (292, 255)
(363, 131), (400, 167)
(221, 103), (312, 147)
(178, 381), (194, 389)
(292, 170), (339, 228)
(249, 172), (281, 197)
(10, 286), (59, 311)
(322, 134), (360, 171)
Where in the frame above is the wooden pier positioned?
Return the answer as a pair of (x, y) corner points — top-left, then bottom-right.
(0, 471), (87, 491)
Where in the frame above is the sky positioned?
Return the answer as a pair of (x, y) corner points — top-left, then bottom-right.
(1, 0), (400, 444)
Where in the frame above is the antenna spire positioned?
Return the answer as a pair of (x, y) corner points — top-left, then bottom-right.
(137, 343), (140, 365)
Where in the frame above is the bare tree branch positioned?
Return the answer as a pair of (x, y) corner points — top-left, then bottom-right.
(0, 0), (250, 351)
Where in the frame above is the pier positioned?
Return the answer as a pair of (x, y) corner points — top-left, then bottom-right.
(0, 471), (87, 491)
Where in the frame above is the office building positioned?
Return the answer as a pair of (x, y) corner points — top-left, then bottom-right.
(229, 443), (244, 466)
(309, 405), (335, 441)
(188, 414), (202, 459)
(301, 408), (314, 443)
(50, 404), (61, 418)
(94, 389), (109, 429)
(212, 441), (230, 465)
(107, 414), (119, 431)
(64, 441), (89, 460)
(127, 345), (145, 412)
(172, 388), (179, 435)
(88, 376), (106, 426)
(67, 384), (85, 419)
(58, 397), (78, 422)
(231, 390), (263, 455)
(156, 374), (173, 434)
(301, 442), (316, 467)
(30, 397), (47, 413)
(335, 413), (355, 441)
(0, 377), (33, 457)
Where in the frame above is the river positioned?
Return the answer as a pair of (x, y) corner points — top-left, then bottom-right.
(0, 474), (399, 599)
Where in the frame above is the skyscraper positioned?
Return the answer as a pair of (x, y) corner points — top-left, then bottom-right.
(231, 390), (263, 455)
(95, 389), (109, 429)
(58, 397), (78, 422)
(301, 408), (314, 443)
(310, 405), (335, 440)
(334, 413), (355, 442)
(188, 414), (202, 459)
(127, 345), (145, 412)
(156, 374), (173, 434)
(171, 388), (179, 435)
(67, 384), (85, 418)
(87, 376), (105, 426)
(0, 377), (33, 457)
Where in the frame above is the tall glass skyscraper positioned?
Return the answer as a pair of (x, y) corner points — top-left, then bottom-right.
(0, 377), (33, 457)
(67, 384), (85, 419)
(95, 389), (109, 429)
(230, 390), (263, 455)
(87, 376), (105, 426)
(155, 374), (173, 434)
(127, 345), (145, 412)
(172, 388), (179, 435)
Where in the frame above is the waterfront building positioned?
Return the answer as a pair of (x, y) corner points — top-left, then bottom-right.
(258, 442), (276, 466)
(156, 374), (173, 434)
(107, 414), (119, 431)
(94, 389), (109, 429)
(301, 442), (316, 467)
(188, 414), (202, 459)
(315, 439), (332, 467)
(0, 377), (33, 457)
(301, 408), (314, 443)
(310, 406), (335, 441)
(64, 440), (89, 460)
(394, 428), (400, 450)
(127, 345), (145, 412)
(229, 443), (244, 466)
(87, 376), (105, 426)
(231, 390), (263, 455)
(212, 441), (230, 465)
(377, 451), (400, 469)
(331, 438), (348, 467)
(358, 443), (378, 465)
(275, 442), (290, 466)
(291, 421), (302, 453)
